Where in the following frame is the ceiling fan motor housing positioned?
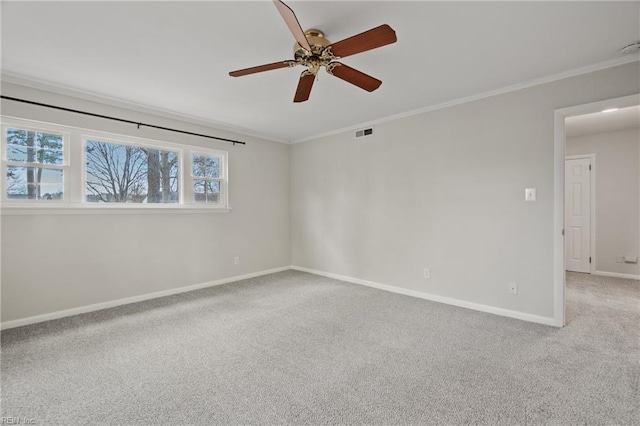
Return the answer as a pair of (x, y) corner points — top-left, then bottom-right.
(294, 29), (332, 58)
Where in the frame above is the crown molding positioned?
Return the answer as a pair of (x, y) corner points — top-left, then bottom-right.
(4, 55), (638, 146)
(0, 72), (290, 145)
(292, 55), (640, 144)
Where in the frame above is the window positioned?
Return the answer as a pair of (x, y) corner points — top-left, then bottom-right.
(3, 126), (68, 201)
(191, 153), (222, 204)
(85, 139), (179, 204)
(1, 118), (229, 211)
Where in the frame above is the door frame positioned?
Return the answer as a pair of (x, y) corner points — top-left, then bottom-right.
(553, 93), (639, 327)
(565, 154), (596, 275)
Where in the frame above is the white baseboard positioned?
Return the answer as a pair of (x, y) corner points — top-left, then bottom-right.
(1, 266), (290, 330)
(291, 266), (558, 327)
(594, 270), (640, 280)
(2, 265), (561, 331)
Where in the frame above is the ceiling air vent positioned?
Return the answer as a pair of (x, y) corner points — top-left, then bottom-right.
(620, 41), (640, 55)
(355, 127), (374, 139)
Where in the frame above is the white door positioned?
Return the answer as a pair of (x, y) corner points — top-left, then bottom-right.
(565, 158), (591, 273)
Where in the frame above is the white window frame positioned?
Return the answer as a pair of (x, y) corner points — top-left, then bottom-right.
(188, 151), (228, 207)
(1, 116), (230, 214)
(1, 122), (71, 204)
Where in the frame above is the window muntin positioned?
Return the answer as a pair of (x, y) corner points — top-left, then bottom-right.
(7, 167), (64, 200)
(3, 126), (67, 201)
(194, 180), (220, 203)
(84, 139), (179, 204)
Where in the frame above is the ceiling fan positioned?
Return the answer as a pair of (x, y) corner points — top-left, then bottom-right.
(229, 0), (397, 103)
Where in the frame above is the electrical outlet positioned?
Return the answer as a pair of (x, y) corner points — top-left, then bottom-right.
(423, 268), (431, 279)
(234, 257), (240, 265)
(615, 256), (624, 263)
(508, 282), (518, 294)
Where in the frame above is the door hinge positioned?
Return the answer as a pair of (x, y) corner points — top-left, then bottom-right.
(589, 257), (592, 263)
(589, 165), (592, 171)
(562, 229), (565, 236)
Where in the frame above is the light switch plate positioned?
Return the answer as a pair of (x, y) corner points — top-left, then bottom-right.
(525, 188), (536, 201)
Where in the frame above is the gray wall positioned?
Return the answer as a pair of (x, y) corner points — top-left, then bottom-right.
(567, 128), (640, 276)
(3, 62), (639, 325)
(291, 62), (639, 320)
(1, 82), (291, 322)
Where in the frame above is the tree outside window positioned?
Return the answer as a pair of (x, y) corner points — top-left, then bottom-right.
(85, 140), (179, 203)
(5, 128), (64, 200)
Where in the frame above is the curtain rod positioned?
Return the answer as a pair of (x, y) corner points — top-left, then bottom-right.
(0, 95), (247, 146)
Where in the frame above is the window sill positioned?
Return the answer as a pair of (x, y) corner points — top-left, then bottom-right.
(0, 204), (232, 215)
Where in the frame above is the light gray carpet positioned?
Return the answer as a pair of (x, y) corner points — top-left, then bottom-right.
(1, 270), (638, 425)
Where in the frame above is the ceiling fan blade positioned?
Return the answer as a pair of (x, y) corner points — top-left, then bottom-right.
(272, 0), (312, 52)
(294, 71), (315, 103)
(327, 63), (382, 92)
(328, 24), (397, 58)
(229, 60), (294, 77)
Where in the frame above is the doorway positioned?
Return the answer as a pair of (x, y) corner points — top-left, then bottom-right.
(554, 93), (640, 327)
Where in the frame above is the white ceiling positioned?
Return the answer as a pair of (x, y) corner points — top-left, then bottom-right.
(566, 105), (640, 138)
(2, 1), (639, 143)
